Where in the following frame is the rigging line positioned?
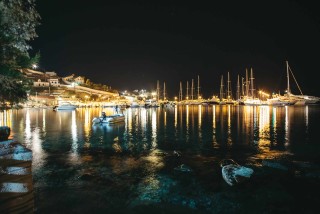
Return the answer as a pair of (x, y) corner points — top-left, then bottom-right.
(288, 64), (303, 95)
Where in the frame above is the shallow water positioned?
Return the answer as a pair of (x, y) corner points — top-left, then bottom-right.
(1, 105), (320, 213)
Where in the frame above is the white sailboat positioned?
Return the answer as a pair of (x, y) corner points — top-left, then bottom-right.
(243, 68), (263, 106)
(188, 75), (203, 105)
(225, 72), (237, 105)
(285, 61), (320, 105)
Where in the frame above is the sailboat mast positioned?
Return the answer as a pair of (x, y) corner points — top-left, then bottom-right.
(241, 77), (244, 96)
(191, 79), (194, 100)
(163, 82), (166, 100)
(286, 60), (291, 94)
(186, 81), (189, 100)
(245, 68), (249, 97)
(250, 68), (254, 98)
(156, 80), (160, 101)
(179, 81), (183, 101)
(220, 75), (224, 100)
(236, 75), (240, 100)
(227, 72), (231, 100)
(197, 75), (200, 99)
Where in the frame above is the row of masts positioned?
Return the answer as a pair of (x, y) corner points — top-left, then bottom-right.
(154, 61), (319, 105)
(156, 80), (169, 101)
(155, 67), (257, 102)
(175, 68), (256, 102)
(178, 75), (202, 101)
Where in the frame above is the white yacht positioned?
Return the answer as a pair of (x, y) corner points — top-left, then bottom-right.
(54, 102), (77, 111)
(267, 94), (297, 106)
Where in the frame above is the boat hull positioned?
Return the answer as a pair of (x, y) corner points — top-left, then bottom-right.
(92, 114), (125, 124)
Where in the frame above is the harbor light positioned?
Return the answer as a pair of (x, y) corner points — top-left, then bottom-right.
(259, 90), (270, 98)
(32, 64), (38, 69)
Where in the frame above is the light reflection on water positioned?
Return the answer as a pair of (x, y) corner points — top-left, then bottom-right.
(2, 105), (318, 161)
(2, 105), (320, 212)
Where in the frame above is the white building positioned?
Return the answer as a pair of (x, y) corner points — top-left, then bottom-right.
(49, 78), (60, 87)
(33, 79), (49, 87)
(75, 76), (85, 84)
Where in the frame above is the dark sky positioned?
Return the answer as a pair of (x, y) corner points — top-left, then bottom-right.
(30, 0), (320, 98)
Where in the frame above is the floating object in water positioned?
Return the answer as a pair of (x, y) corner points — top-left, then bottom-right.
(92, 113), (125, 124)
(220, 159), (254, 186)
(174, 164), (193, 173)
(173, 150), (181, 157)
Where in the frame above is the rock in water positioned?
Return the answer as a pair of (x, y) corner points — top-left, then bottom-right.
(220, 159), (254, 186)
(0, 126), (11, 141)
(174, 164), (193, 173)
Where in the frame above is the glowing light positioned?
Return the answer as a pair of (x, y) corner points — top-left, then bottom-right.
(151, 110), (157, 148)
(259, 90), (270, 97)
(174, 105), (177, 127)
(71, 111), (78, 146)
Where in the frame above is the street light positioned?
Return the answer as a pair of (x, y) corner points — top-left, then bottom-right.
(32, 64), (38, 69)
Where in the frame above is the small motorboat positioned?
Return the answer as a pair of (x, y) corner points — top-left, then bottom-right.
(92, 113), (125, 124)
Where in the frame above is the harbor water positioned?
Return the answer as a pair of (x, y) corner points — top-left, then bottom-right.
(1, 105), (320, 213)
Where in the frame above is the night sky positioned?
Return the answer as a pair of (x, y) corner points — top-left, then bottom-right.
(30, 0), (320, 98)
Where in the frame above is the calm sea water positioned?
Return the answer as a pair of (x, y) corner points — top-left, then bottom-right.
(1, 105), (320, 213)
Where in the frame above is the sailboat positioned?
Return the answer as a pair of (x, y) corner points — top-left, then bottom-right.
(188, 75), (203, 105)
(242, 68), (263, 106)
(285, 61), (320, 105)
(225, 72), (237, 105)
(219, 75), (226, 105)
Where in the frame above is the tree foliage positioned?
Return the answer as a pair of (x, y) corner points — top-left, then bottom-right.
(0, 74), (28, 105)
(0, 0), (40, 107)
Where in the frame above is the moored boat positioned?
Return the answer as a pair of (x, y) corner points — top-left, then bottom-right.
(267, 94), (297, 106)
(53, 102), (77, 111)
(285, 61), (320, 105)
(92, 113), (125, 124)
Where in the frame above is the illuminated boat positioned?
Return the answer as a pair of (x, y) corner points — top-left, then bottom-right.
(267, 94), (297, 106)
(53, 102), (77, 111)
(242, 97), (263, 106)
(285, 61), (320, 105)
(92, 113), (125, 124)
